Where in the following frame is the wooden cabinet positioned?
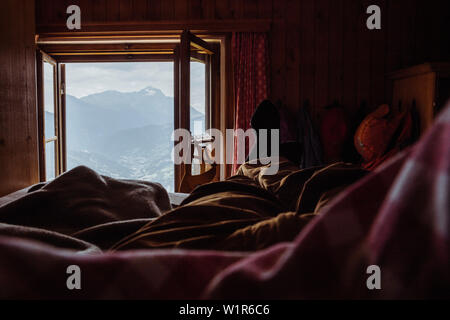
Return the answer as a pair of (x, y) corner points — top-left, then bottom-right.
(389, 63), (450, 134)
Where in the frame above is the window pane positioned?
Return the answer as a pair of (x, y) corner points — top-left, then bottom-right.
(45, 140), (56, 180)
(43, 61), (56, 139)
(65, 62), (175, 192)
(190, 61), (206, 137)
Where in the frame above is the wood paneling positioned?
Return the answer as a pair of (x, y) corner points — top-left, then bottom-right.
(342, 0), (359, 115)
(285, 0), (300, 114)
(313, 0), (330, 121)
(34, 0), (450, 122)
(0, 0), (39, 196)
(270, 0), (286, 105)
(0, 0), (444, 195)
(356, 0), (371, 113)
(328, 0), (344, 108)
(299, 0), (315, 113)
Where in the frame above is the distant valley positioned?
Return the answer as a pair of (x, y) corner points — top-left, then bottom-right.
(45, 86), (204, 192)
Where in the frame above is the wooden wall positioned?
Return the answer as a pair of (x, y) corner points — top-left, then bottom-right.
(2, 0), (448, 195)
(0, 0), (39, 196)
(36, 0), (450, 120)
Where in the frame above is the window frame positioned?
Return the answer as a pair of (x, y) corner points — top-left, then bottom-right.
(36, 32), (224, 190)
(178, 30), (221, 182)
(36, 50), (64, 181)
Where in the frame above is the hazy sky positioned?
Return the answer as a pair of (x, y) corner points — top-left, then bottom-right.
(44, 61), (205, 113)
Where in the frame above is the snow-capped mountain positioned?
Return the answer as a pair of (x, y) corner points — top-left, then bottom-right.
(46, 86), (205, 191)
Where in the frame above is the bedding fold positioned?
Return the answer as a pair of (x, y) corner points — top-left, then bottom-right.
(0, 104), (448, 299)
(111, 162), (366, 251)
(0, 166), (171, 249)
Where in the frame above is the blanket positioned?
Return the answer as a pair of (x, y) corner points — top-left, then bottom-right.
(0, 166), (171, 249)
(0, 157), (365, 253)
(0, 103), (448, 299)
(112, 162), (366, 251)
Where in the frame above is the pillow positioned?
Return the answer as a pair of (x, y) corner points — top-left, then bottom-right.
(354, 104), (406, 162)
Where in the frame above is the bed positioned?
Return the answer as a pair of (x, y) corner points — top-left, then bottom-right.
(0, 105), (449, 299)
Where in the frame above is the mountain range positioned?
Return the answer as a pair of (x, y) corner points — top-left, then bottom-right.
(45, 86), (204, 191)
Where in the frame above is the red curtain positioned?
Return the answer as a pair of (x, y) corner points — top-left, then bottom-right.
(232, 32), (270, 174)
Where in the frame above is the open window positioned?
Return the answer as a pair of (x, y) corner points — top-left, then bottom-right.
(178, 30), (219, 132)
(176, 31), (220, 189)
(36, 51), (66, 181)
(36, 31), (223, 192)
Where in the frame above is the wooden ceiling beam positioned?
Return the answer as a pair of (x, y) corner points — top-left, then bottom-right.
(36, 19), (272, 37)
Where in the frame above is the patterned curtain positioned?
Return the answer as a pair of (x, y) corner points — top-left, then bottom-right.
(232, 32), (270, 174)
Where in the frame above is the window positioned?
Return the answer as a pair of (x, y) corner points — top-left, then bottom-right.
(64, 62), (176, 191)
(178, 31), (219, 178)
(37, 52), (64, 181)
(43, 61), (57, 180)
(191, 61), (206, 136)
(36, 31), (221, 191)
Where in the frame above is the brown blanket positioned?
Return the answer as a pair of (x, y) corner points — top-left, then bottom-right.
(112, 160), (367, 251)
(0, 166), (171, 249)
(0, 160), (367, 253)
